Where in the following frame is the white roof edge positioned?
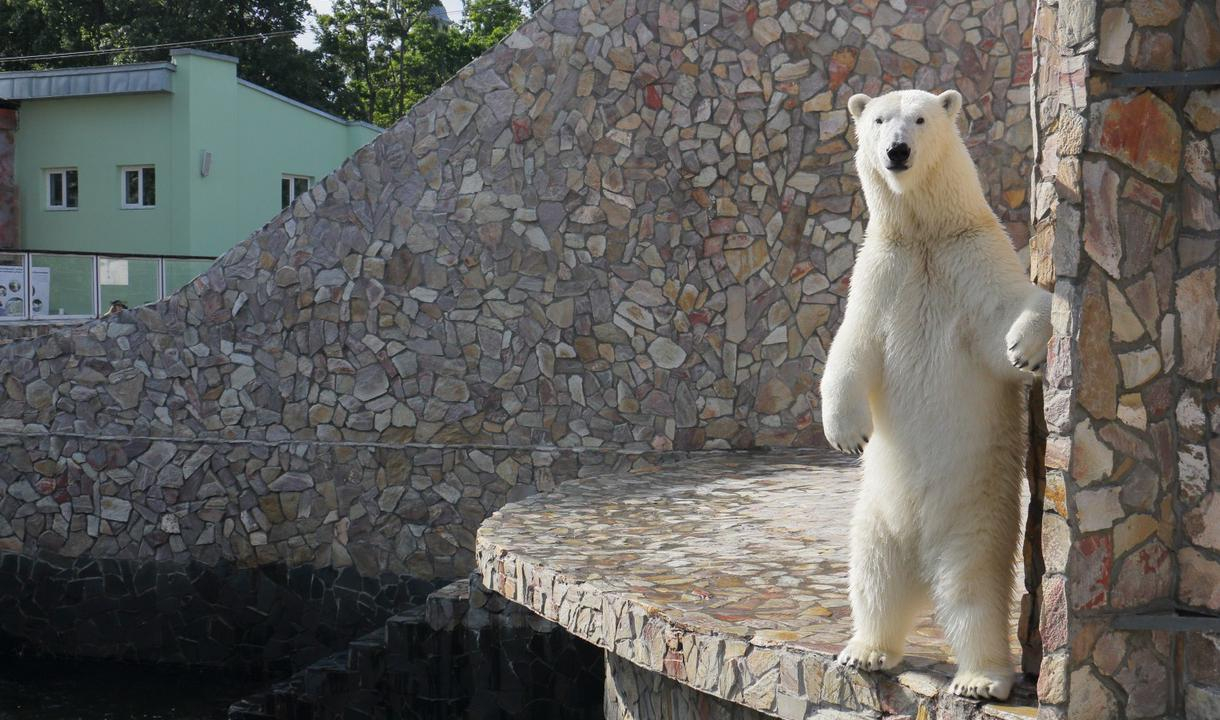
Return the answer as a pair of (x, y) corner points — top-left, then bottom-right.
(236, 78), (382, 131)
(0, 61), (174, 81)
(170, 48), (239, 64)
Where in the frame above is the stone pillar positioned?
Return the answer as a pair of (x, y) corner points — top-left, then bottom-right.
(0, 107), (17, 250)
(1031, 0), (1219, 718)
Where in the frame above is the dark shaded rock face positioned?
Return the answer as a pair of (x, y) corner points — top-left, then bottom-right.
(0, 551), (439, 672)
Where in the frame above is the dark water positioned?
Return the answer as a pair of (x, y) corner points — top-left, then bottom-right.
(0, 656), (262, 720)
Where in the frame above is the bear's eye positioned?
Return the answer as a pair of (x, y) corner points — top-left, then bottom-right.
(874, 117), (883, 125)
(915, 117), (925, 124)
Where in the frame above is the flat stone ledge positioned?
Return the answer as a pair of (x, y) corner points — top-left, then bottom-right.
(476, 449), (1034, 719)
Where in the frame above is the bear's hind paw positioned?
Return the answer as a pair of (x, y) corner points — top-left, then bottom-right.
(836, 640), (900, 672)
(948, 669), (1014, 701)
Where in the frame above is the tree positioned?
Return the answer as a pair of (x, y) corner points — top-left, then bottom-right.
(316, 0), (526, 127)
(0, 0), (346, 116)
(464, 0), (527, 48)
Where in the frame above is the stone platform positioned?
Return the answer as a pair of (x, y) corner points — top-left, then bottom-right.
(476, 449), (1035, 719)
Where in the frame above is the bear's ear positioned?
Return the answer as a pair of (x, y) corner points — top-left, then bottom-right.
(848, 94), (871, 120)
(938, 90), (963, 118)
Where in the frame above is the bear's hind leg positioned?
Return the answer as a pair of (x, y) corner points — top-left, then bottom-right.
(933, 527), (1018, 701)
(838, 504), (922, 672)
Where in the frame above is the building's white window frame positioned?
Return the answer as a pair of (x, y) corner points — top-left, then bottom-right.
(120, 165), (156, 209)
(46, 167), (79, 210)
(281, 174), (311, 209)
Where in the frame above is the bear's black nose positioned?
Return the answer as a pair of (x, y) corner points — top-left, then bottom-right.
(887, 143), (911, 166)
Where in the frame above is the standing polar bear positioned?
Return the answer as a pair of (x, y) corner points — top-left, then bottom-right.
(821, 89), (1051, 701)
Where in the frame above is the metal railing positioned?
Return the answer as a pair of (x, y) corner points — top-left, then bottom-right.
(0, 249), (215, 322)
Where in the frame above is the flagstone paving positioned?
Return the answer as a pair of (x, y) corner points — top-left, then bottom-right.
(477, 448), (1032, 718)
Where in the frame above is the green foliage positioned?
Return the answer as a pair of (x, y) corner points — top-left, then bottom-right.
(0, 0), (529, 125)
(316, 0), (526, 126)
(0, 0), (345, 114)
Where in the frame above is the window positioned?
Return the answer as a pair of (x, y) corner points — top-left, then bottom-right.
(99, 256), (160, 310)
(281, 175), (310, 209)
(163, 258), (213, 297)
(121, 166), (156, 208)
(47, 169), (78, 210)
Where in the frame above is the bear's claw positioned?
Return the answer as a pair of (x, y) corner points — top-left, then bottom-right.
(1005, 310), (1051, 377)
(836, 640), (901, 672)
(948, 670), (1014, 701)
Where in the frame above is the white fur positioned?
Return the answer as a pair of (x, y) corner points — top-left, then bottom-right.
(823, 90), (1051, 702)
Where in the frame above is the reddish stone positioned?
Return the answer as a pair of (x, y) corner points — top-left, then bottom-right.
(662, 647), (686, 680)
(788, 261), (814, 282)
(1111, 539), (1172, 608)
(1116, 646), (1169, 717)
(1071, 533), (1113, 610)
(1125, 275), (1160, 336)
(644, 85), (662, 110)
(1121, 176), (1164, 211)
(1082, 160), (1123, 277)
(1184, 183), (1220, 231)
(1093, 631), (1127, 676)
(1177, 268), (1218, 382)
(1185, 492), (1220, 551)
(1180, 548), (1220, 612)
(1099, 422), (1153, 460)
(1091, 92), (1181, 183)
(828, 48), (858, 91)
(1184, 2), (1220, 69)
(745, 4), (757, 26)
(510, 116), (532, 143)
(1131, 30), (1176, 70)
(1149, 419), (1177, 489)
(1079, 269), (1119, 419)
(1186, 633), (1220, 685)
(1129, 0), (1182, 26)
(1041, 575), (1069, 650)
(1014, 50), (1034, 86)
(1119, 198), (1159, 276)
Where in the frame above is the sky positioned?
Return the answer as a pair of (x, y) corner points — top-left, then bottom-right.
(297, 0), (468, 49)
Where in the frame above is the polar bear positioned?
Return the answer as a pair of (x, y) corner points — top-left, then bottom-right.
(821, 89), (1051, 701)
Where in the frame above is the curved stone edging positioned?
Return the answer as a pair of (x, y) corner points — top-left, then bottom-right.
(476, 450), (1035, 719)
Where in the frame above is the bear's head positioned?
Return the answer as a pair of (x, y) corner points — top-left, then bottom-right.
(847, 89), (963, 195)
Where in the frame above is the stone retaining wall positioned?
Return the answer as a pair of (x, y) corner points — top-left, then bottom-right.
(0, 0), (1032, 580)
(0, 0), (1032, 661)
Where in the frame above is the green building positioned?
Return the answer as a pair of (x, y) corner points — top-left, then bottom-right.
(0, 49), (380, 320)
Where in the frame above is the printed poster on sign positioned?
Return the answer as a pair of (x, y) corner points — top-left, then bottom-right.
(0, 265), (24, 318)
(30, 266), (50, 317)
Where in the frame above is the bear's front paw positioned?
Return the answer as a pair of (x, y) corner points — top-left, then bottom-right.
(1005, 315), (1051, 375)
(949, 669), (1014, 701)
(823, 404), (873, 456)
(836, 639), (901, 672)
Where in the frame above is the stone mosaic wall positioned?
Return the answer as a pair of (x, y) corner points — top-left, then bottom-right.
(605, 653), (770, 720)
(1030, 0), (1220, 716)
(0, 0), (1034, 590)
(0, 321), (85, 347)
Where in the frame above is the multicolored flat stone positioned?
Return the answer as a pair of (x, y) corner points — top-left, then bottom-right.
(478, 449), (1031, 718)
